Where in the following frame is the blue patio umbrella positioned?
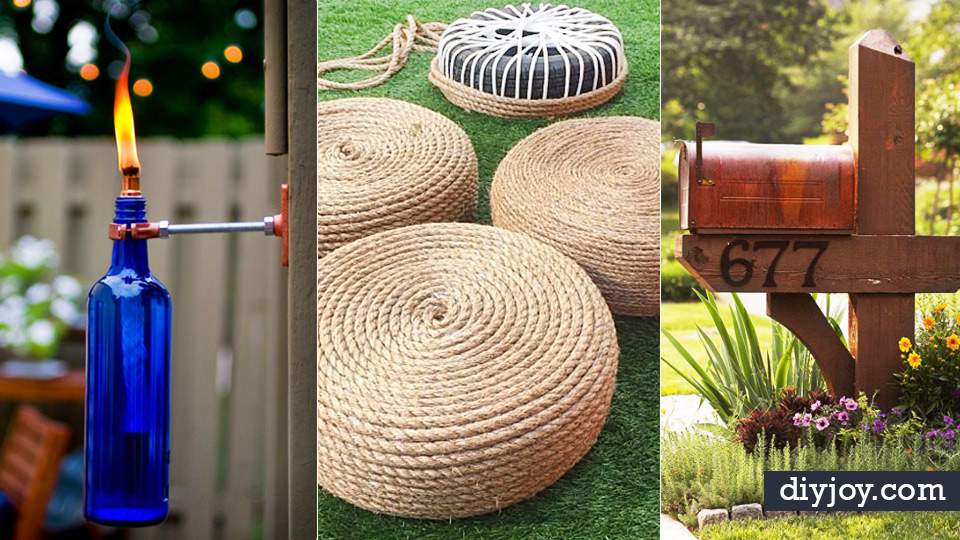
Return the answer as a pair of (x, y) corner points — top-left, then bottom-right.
(0, 71), (91, 133)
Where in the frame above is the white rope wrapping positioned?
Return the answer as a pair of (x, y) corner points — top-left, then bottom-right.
(437, 3), (625, 100)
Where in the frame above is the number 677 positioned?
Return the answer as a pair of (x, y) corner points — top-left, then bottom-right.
(720, 239), (829, 288)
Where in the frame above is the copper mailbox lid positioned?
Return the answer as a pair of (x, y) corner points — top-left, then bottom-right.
(678, 141), (856, 234)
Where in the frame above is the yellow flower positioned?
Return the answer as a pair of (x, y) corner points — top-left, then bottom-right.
(908, 353), (922, 368)
(899, 337), (912, 352)
(948, 334), (960, 351)
(957, 313), (960, 325)
(924, 317), (936, 328)
(936, 304), (948, 312)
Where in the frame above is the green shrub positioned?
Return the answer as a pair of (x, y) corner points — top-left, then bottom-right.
(661, 258), (703, 303)
(661, 429), (960, 518)
(661, 292), (829, 423)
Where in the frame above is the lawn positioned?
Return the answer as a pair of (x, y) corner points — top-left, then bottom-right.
(318, 0), (660, 538)
(699, 513), (960, 540)
(660, 301), (773, 396)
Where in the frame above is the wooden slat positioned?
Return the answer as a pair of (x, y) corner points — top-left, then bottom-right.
(170, 139), (233, 540)
(0, 138), (15, 246)
(223, 138), (275, 539)
(676, 234), (960, 293)
(286, 0), (318, 537)
(848, 30), (916, 408)
(263, 154), (290, 540)
(25, 139), (70, 250)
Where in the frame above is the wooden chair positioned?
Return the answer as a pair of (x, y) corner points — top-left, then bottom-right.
(0, 406), (71, 540)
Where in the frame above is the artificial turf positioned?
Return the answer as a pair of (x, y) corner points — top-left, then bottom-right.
(317, 1), (660, 538)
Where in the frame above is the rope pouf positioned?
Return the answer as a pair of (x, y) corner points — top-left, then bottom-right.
(317, 223), (619, 519)
(491, 116), (660, 316)
(430, 4), (628, 118)
(318, 98), (478, 256)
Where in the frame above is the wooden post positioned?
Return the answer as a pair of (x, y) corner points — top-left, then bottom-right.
(264, 0), (287, 156)
(848, 30), (915, 408)
(286, 0), (318, 538)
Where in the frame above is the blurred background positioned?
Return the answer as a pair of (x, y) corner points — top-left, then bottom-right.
(661, 0), (959, 392)
(0, 1), (287, 539)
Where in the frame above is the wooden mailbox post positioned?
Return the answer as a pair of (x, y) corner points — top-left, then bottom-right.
(676, 30), (950, 408)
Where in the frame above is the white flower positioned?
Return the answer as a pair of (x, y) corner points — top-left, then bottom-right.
(11, 236), (59, 270)
(53, 275), (83, 299)
(25, 283), (52, 304)
(50, 298), (79, 326)
(6, 327), (25, 347)
(26, 319), (56, 347)
(2, 296), (27, 316)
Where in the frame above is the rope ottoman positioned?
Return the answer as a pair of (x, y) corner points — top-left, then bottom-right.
(491, 116), (660, 316)
(317, 223), (619, 519)
(318, 98), (478, 256)
(430, 4), (628, 118)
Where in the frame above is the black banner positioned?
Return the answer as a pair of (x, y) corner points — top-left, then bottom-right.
(764, 471), (960, 512)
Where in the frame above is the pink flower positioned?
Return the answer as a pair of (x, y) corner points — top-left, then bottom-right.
(802, 413), (812, 427)
(837, 411), (849, 422)
(811, 400), (821, 412)
(816, 417), (830, 431)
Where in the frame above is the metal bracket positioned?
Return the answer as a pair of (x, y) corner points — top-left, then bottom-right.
(696, 122), (715, 186)
(109, 183), (290, 267)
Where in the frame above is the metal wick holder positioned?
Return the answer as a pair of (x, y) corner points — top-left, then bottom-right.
(108, 184), (290, 266)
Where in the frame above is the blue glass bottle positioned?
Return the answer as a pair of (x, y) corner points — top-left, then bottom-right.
(85, 196), (170, 527)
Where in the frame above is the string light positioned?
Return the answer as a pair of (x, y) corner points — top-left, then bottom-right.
(133, 78), (153, 97)
(224, 45), (242, 63)
(80, 63), (99, 81)
(201, 61), (220, 79)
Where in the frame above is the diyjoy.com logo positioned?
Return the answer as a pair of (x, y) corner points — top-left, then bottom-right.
(764, 471), (960, 511)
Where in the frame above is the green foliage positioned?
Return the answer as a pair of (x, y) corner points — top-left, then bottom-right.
(0, 236), (83, 359)
(661, 259), (703, 303)
(661, 292), (828, 423)
(2, 1), (264, 137)
(661, 428), (960, 518)
(661, 0), (840, 142)
(699, 512), (960, 540)
(896, 302), (960, 419)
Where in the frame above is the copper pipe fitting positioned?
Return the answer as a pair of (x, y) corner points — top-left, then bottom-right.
(121, 168), (141, 196)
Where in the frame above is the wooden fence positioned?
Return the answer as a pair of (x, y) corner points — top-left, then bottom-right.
(0, 136), (288, 540)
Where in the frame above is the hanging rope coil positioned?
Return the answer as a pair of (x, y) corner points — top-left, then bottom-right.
(318, 15), (448, 91)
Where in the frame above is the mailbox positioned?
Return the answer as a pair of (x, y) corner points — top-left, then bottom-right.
(678, 124), (856, 234)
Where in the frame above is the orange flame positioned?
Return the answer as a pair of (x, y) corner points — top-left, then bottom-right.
(113, 53), (140, 173)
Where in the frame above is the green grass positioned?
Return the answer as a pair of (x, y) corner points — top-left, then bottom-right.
(660, 302), (773, 396)
(699, 513), (960, 539)
(318, 1), (659, 538)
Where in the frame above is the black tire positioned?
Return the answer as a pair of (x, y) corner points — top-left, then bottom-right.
(441, 6), (622, 99)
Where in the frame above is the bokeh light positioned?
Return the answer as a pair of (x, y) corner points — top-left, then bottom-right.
(79, 63), (99, 81)
(13, 0), (31, 8)
(224, 45), (242, 63)
(201, 61), (220, 79)
(133, 78), (153, 97)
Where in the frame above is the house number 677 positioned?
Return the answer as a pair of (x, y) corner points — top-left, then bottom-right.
(719, 239), (830, 288)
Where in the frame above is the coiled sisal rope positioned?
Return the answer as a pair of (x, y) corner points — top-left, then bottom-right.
(318, 15), (447, 91)
(318, 223), (619, 518)
(492, 116), (661, 316)
(318, 97), (478, 256)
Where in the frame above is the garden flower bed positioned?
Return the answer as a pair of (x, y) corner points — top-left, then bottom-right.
(662, 293), (960, 535)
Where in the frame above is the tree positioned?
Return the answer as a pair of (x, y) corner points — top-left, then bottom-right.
(661, 0), (840, 142)
(0, 0), (264, 137)
(911, 0), (960, 232)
